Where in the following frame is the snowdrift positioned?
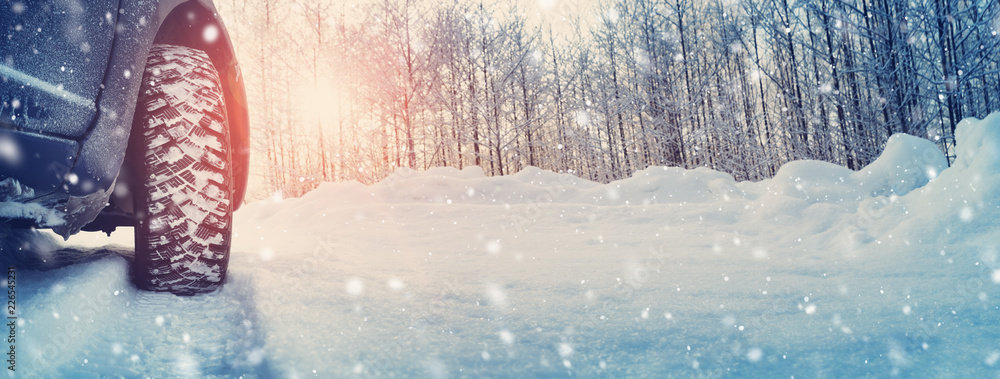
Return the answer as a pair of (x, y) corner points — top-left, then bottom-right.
(238, 115), (968, 245)
(6, 113), (1000, 378)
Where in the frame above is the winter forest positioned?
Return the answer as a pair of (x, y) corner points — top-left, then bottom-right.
(215, 0), (1000, 198)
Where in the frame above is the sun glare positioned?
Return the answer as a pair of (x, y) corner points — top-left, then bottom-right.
(294, 82), (348, 129)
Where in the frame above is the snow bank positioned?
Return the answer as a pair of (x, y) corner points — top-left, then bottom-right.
(748, 132), (945, 208)
(238, 120), (963, 247)
(241, 124), (952, 220)
(855, 133), (948, 197)
(885, 112), (1000, 243)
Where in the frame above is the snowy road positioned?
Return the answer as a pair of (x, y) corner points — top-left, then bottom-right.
(4, 114), (1000, 377)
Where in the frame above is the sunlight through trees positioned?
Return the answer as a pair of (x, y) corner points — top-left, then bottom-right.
(217, 0), (1000, 198)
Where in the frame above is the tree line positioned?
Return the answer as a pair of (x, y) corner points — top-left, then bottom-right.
(217, 0), (1000, 198)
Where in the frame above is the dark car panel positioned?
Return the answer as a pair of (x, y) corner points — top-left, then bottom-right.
(61, 0), (159, 199)
(0, 129), (76, 195)
(1, 0), (116, 137)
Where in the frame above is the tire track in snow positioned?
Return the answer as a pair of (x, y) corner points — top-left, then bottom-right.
(4, 241), (274, 377)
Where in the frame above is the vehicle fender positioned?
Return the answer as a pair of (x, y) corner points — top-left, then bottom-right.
(64, 0), (249, 209)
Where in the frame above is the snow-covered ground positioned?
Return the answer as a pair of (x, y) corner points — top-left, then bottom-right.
(4, 113), (1000, 378)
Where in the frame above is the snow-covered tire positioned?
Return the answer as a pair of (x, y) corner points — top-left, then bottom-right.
(130, 44), (233, 296)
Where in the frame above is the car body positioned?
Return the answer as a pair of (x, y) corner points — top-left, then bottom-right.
(1, 0), (248, 238)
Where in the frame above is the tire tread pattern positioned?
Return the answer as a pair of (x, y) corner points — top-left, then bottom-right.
(132, 45), (233, 296)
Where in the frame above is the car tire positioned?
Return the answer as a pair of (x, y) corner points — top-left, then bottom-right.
(130, 44), (233, 296)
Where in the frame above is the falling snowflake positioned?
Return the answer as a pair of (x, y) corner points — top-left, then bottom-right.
(345, 278), (365, 296)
